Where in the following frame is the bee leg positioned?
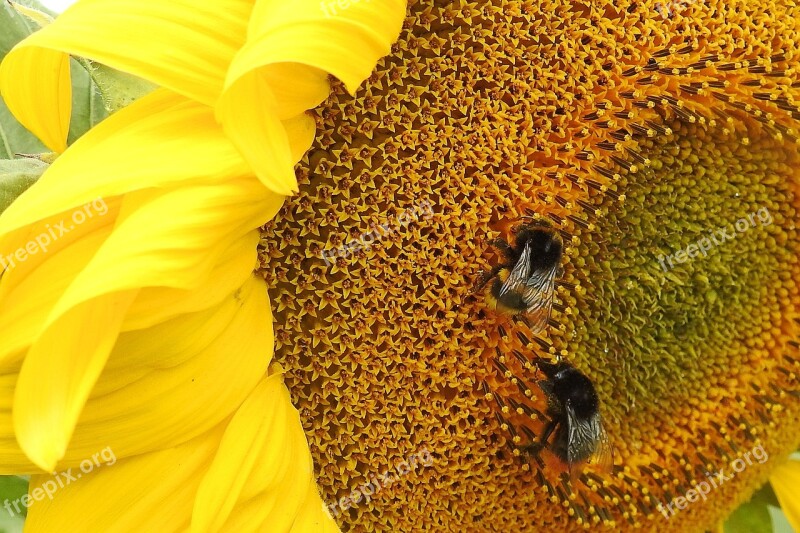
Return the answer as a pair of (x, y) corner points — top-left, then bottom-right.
(473, 264), (503, 293)
(523, 417), (559, 459)
(538, 418), (559, 447)
(521, 442), (546, 468)
(490, 238), (516, 261)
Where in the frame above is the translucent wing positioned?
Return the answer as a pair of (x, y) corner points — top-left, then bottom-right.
(590, 422), (615, 473)
(521, 262), (558, 331)
(566, 405), (614, 471)
(497, 240), (533, 298)
(566, 403), (601, 465)
(495, 237), (559, 331)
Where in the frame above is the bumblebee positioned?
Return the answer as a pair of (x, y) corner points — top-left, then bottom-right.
(477, 223), (563, 332)
(526, 359), (613, 470)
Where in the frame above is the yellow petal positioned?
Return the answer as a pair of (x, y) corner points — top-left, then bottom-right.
(0, 200), (120, 364)
(0, 89), (253, 251)
(67, 274), (273, 465)
(12, 174), (277, 470)
(288, 485), (341, 533)
(283, 112), (318, 163)
(215, 75), (298, 195)
(26, 425), (223, 532)
(0, 0), (253, 147)
(215, 0), (406, 194)
(0, 272), (272, 473)
(123, 232), (260, 331)
(0, 46), (70, 152)
(25, 372), (334, 533)
(191, 369), (336, 532)
(770, 458), (800, 532)
(243, 0), (407, 96)
(14, 290), (138, 471)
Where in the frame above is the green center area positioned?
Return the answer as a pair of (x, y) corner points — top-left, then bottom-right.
(565, 119), (799, 445)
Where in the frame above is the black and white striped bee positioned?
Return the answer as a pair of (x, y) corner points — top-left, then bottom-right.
(526, 359), (613, 470)
(476, 222), (563, 332)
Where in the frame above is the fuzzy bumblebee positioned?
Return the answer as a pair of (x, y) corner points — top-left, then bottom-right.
(477, 223), (564, 332)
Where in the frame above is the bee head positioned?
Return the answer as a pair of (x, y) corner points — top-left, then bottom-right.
(515, 226), (563, 271)
(540, 362), (599, 419)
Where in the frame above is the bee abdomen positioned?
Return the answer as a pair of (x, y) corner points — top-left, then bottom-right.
(489, 276), (528, 313)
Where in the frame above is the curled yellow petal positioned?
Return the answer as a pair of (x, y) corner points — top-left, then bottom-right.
(191, 368), (336, 532)
(68, 274), (273, 466)
(14, 290), (138, 471)
(0, 46), (70, 152)
(0, 201), (120, 364)
(215, 76), (298, 195)
(244, 0), (407, 96)
(0, 89), (253, 248)
(26, 425), (223, 532)
(215, 0), (406, 194)
(24, 371), (334, 533)
(11, 176), (279, 469)
(123, 232), (259, 331)
(0, 0), (253, 148)
(0, 264), (271, 473)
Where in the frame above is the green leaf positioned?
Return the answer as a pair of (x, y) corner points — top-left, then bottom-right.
(66, 57), (111, 146)
(0, 93), (47, 159)
(724, 482), (777, 533)
(0, 3), (96, 156)
(0, 475), (28, 518)
(0, 157), (47, 213)
(1, 1), (154, 159)
(0, 512), (25, 533)
(725, 501), (772, 533)
(0, 0), (53, 158)
(79, 59), (157, 116)
(754, 481), (781, 509)
(0, 1), (55, 59)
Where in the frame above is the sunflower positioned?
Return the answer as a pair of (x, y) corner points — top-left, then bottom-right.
(1, 0), (799, 531)
(0, 0), (405, 529)
(258, 0), (800, 531)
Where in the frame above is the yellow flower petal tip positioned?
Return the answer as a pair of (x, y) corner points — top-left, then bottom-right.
(770, 457), (800, 532)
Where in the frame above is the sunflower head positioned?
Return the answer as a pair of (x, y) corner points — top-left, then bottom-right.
(257, 0), (800, 531)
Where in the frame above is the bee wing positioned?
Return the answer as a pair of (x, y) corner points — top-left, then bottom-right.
(565, 403), (601, 466)
(497, 240), (533, 298)
(589, 420), (615, 473)
(521, 263), (558, 331)
(566, 405), (614, 471)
